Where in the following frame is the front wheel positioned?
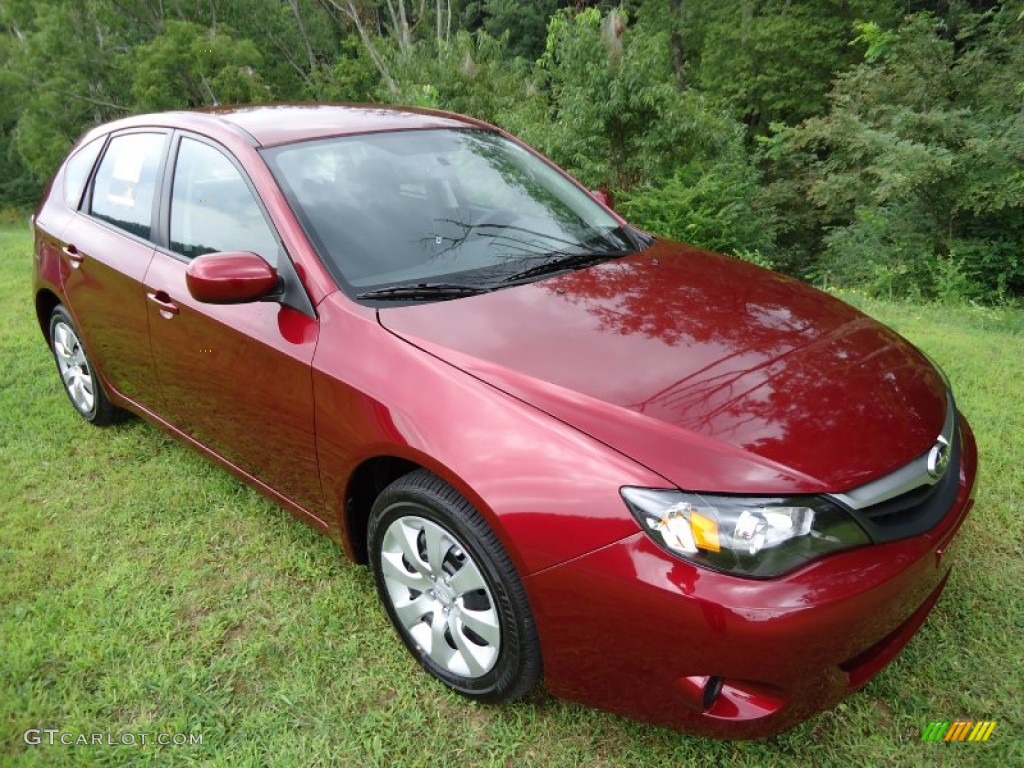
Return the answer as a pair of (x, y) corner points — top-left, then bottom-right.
(368, 470), (541, 702)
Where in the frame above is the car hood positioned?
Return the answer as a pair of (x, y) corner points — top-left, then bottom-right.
(378, 239), (947, 494)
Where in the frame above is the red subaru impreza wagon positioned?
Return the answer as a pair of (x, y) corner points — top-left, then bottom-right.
(32, 104), (977, 738)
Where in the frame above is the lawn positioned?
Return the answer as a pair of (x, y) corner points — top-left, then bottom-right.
(1, 222), (1020, 767)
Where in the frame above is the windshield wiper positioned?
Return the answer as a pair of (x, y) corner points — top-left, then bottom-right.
(500, 250), (630, 284)
(356, 282), (490, 300)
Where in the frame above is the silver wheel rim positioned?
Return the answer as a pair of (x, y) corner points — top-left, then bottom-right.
(52, 321), (95, 414)
(380, 514), (501, 678)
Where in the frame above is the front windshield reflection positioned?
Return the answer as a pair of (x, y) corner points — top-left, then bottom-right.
(263, 129), (634, 292)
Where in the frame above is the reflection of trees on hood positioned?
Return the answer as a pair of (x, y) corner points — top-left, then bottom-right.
(541, 243), (933, 461)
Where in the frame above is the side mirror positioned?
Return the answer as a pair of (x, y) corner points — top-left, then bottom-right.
(185, 251), (280, 304)
(590, 188), (615, 211)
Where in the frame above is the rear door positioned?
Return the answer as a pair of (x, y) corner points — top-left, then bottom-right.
(60, 131), (168, 406)
(145, 133), (322, 512)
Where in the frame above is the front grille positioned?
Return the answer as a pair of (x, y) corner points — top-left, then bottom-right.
(842, 428), (961, 544)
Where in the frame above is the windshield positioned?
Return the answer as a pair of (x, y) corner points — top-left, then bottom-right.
(262, 129), (636, 294)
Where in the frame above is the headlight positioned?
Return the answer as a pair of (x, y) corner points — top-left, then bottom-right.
(621, 488), (870, 578)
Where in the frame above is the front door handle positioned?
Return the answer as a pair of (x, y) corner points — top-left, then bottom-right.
(62, 244), (84, 267)
(147, 290), (179, 318)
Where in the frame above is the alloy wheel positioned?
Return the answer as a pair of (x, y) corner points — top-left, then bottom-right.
(378, 513), (501, 678)
(52, 320), (95, 415)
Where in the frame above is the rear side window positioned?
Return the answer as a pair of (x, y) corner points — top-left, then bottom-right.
(90, 132), (166, 239)
(170, 138), (278, 265)
(63, 137), (104, 209)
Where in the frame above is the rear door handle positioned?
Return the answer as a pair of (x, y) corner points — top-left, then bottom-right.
(62, 244), (84, 267)
(146, 290), (179, 317)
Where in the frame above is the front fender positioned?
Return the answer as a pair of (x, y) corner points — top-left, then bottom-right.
(312, 295), (667, 576)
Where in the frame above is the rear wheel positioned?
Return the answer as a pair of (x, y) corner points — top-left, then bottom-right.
(368, 470), (541, 702)
(48, 305), (126, 426)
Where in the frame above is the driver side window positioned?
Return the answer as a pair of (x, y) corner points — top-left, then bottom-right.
(170, 138), (278, 265)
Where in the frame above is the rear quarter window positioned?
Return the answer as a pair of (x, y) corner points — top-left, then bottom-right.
(63, 137), (105, 209)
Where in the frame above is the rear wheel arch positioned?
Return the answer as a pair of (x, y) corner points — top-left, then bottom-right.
(35, 289), (62, 342)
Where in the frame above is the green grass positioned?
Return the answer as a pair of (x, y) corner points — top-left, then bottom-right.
(2, 225), (1021, 767)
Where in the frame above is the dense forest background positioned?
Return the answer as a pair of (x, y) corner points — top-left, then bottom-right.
(2, 1), (1022, 300)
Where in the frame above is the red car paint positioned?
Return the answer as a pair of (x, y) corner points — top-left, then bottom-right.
(378, 242), (948, 493)
(185, 251), (281, 304)
(528, 420), (976, 737)
(32, 105), (977, 738)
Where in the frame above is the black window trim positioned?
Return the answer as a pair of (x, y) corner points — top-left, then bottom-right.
(155, 129), (315, 319)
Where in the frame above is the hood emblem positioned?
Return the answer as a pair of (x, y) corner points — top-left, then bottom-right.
(926, 436), (951, 479)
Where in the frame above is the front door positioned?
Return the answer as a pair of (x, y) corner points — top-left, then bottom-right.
(145, 135), (322, 512)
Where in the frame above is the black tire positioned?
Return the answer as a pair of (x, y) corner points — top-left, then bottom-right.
(48, 305), (127, 426)
(368, 469), (541, 702)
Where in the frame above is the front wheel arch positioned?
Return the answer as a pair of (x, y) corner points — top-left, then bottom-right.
(341, 451), (529, 577)
(343, 455), (421, 564)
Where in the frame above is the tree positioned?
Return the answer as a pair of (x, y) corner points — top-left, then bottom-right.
(1, 1), (131, 187)
(693, 0), (903, 134)
(482, 0), (560, 60)
(129, 21), (270, 110)
(763, 9), (1024, 298)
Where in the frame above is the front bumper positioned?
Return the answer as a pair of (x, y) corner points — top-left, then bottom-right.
(525, 417), (978, 738)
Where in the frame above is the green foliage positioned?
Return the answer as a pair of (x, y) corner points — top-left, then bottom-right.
(536, 8), (741, 191)
(211, 0), (341, 100)
(383, 29), (545, 131)
(0, 125), (35, 207)
(482, 0), (561, 60)
(619, 151), (776, 258)
(129, 21), (270, 110)
(677, 0), (903, 133)
(0, 32), (34, 205)
(538, 7), (658, 187)
(533, 6), (773, 262)
(307, 36), (381, 102)
(1, 0), (1022, 302)
(851, 20), (900, 62)
(764, 9), (1024, 299)
(2, 1), (130, 186)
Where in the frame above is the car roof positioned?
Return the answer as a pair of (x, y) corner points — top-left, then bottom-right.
(88, 104), (492, 148)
